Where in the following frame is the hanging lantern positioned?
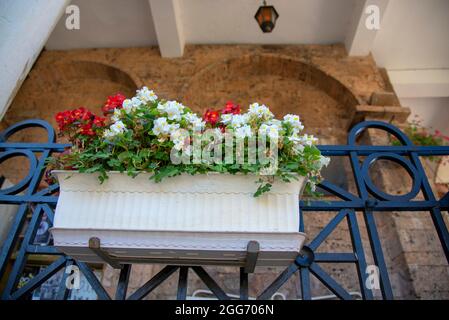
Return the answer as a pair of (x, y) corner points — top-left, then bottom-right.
(254, 1), (279, 33)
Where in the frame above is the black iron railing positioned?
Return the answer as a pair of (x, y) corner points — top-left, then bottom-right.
(0, 119), (448, 300)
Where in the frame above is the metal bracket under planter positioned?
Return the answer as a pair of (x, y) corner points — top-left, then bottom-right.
(88, 237), (261, 273)
(88, 237), (123, 269)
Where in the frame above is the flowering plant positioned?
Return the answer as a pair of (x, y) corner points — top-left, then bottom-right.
(48, 87), (330, 196)
(55, 107), (106, 140)
(392, 117), (449, 162)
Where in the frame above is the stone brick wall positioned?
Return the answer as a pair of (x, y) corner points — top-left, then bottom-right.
(1, 44), (388, 141)
(0, 44), (387, 184)
(1, 44), (447, 299)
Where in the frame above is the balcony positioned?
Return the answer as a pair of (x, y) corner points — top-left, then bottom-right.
(0, 119), (448, 300)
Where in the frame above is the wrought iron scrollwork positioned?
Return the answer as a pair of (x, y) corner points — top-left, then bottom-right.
(0, 120), (448, 300)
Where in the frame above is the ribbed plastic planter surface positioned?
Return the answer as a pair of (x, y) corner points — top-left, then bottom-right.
(51, 171), (307, 267)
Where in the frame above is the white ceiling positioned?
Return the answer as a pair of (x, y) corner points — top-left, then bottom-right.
(45, 0), (449, 69)
(179, 0), (357, 45)
(45, 0), (158, 50)
(46, 0), (359, 49)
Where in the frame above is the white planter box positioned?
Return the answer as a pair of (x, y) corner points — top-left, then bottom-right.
(51, 171), (307, 267)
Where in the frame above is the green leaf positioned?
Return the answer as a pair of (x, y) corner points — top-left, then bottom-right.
(151, 165), (181, 183)
(118, 151), (132, 163)
(254, 183), (272, 197)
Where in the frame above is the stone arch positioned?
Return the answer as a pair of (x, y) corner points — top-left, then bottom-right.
(181, 54), (360, 143)
(0, 60), (139, 184)
(28, 60), (140, 91)
(2, 60), (138, 135)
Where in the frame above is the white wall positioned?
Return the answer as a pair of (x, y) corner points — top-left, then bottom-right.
(180, 0), (357, 44)
(45, 0), (359, 49)
(400, 97), (449, 136)
(371, 0), (449, 138)
(46, 0), (158, 50)
(372, 0), (449, 69)
(0, 0), (69, 120)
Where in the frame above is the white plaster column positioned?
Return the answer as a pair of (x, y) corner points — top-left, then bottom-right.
(148, 0), (185, 58)
(345, 0), (389, 56)
(0, 0), (70, 120)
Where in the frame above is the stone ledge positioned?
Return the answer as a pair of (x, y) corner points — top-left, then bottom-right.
(351, 104), (411, 127)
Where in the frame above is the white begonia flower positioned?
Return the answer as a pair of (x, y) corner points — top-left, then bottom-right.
(293, 144), (305, 154)
(220, 113), (233, 125)
(235, 125), (253, 139)
(157, 100), (184, 121)
(319, 156), (331, 168)
(266, 119), (282, 129)
(170, 129), (187, 151)
(122, 97), (142, 113)
(230, 114), (249, 128)
(287, 134), (305, 154)
(259, 123), (279, 139)
(283, 114), (304, 132)
(248, 103), (274, 120)
(111, 108), (122, 122)
(136, 86), (157, 103)
(131, 97), (143, 107)
(152, 117), (170, 136)
(104, 120), (127, 141)
(110, 120), (127, 134)
(300, 134), (318, 146)
(288, 134), (300, 143)
(122, 99), (134, 113)
(259, 123), (268, 132)
(152, 117), (180, 136)
(190, 118), (205, 132)
(267, 126), (279, 139)
(184, 112), (198, 123)
(184, 113), (205, 132)
(103, 129), (115, 140)
(283, 114), (300, 123)
(289, 133), (317, 147)
(170, 123), (180, 132)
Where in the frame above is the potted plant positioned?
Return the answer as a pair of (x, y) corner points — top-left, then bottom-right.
(48, 87), (329, 267)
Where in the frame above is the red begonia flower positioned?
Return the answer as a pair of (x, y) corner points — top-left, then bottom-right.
(203, 109), (220, 126)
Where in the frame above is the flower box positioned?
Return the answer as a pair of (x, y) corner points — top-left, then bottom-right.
(49, 87), (330, 267)
(51, 171), (307, 267)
